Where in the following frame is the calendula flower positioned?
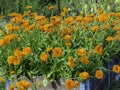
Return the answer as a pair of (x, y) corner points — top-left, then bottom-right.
(77, 48), (87, 56)
(113, 26), (120, 31)
(16, 80), (31, 89)
(97, 8), (104, 14)
(49, 5), (55, 10)
(64, 34), (72, 40)
(106, 36), (114, 42)
(112, 65), (120, 73)
(14, 48), (24, 59)
(46, 47), (53, 52)
(53, 47), (62, 58)
(63, 7), (69, 13)
(95, 70), (104, 79)
(65, 79), (75, 89)
(10, 71), (15, 75)
(40, 52), (48, 61)
(79, 72), (89, 80)
(68, 56), (74, 67)
(81, 56), (89, 64)
(9, 85), (14, 90)
(92, 26), (99, 32)
(23, 47), (32, 55)
(95, 45), (103, 55)
(65, 42), (72, 47)
(7, 55), (20, 65)
(0, 39), (4, 47)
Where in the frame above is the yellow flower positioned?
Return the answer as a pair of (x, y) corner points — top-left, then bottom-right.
(79, 72), (89, 80)
(95, 70), (104, 79)
(95, 45), (103, 55)
(7, 56), (15, 65)
(65, 42), (72, 47)
(53, 47), (62, 58)
(49, 5), (55, 10)
(113, 26), (120, 31)
(77, 48), (87, 56)
(23, 47), (32, 55)
(68, 56), (74, 68)
(40, 52), (48, 61)
(0, 77), (5, 82)
(106, 36), (114, 42)
(81, 56), (89, 64)
(9, 85), (14, 90)
(112, 65), (120, 73)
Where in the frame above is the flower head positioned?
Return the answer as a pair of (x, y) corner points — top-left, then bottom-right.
(79, 72), (89, 80)
(95, 70), (104, 79)
(40, 52), (48, 61)
(53, 47), (62, 58)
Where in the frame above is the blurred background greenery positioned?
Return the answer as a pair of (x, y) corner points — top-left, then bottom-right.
(0, 0), (120, 17)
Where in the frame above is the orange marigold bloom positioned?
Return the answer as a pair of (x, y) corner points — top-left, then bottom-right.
(63, 7), (69, 13)
(79, 72), (89, 80)
(95, 46), (103, 55)
(10, 71), (15, 75)
(65, 79), (75, 89)
(5, 23), (13, 30)
(53, 47), (62, 58)
(46, 47), (53, 52)
(68, 56), (74, 68)
(40, 52), (48, 61)
(7, 56), (15, 65)
(106, 36), (114, 42)
(113, 26), (120, 31)
(112, 65), (120, 73)
(81, 56), (89, 64)
(23, 47), (32, 55)
(95, 70), (104, 79)
(65, 42), (72, 47)
(0, 39), (4, 47)
(98, 13), (109, 22)
(97, 8), (104, 14)
(9, 85), (14, 90)
(13, 57), (20, 65)
(14, 48), (24, 59)
(77, 48), (87, 56)
(64, 34), (72, 40)
(92, 26), (99, 32)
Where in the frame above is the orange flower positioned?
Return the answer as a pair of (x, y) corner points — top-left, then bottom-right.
(77, 48), (87, 56)
(64, 35), (72, 40)
(113, 26), (120, 31)
(63, 7), (69, 13)
(10, 71), (15, 75)
(7, 56), (15, 65)
(81, 56), (89, 64)
(68, 56), (74, 68)
(65, 79), (75, 89)
(95, 70), (104, 79)
(40, 52), (48, 61)
(13, 57), (21, 65)
(23, 47), (32, 55)
(112, 65), (120, 73)
(49, 5), (55, 10)
(79, 72), (89, 80)
(0, 39), (4, 47)
(65, 42), (72, 47)
(95, 45), (103, 55)
(53, 47), (62, 58)
(97, 8), (104, 14)
(106, 36), (114, 42)
(46, 47), (53, 52)
(14, 48), (24, 59)
(9, 85), (14, 90)
(92, 26), (99, 32)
